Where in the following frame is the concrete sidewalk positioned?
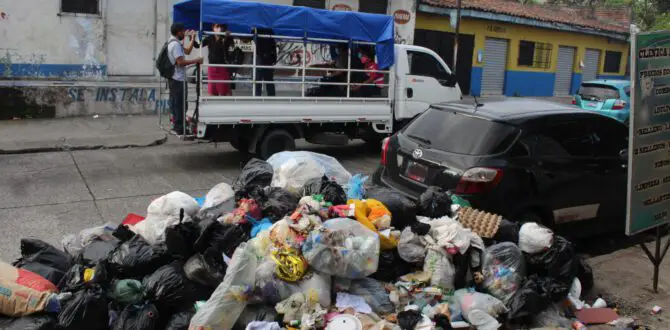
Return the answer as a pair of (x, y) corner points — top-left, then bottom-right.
(0, 115), (168, 154)
(589, 237), (670, 328)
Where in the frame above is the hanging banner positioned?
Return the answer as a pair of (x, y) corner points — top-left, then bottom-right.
(627, 30), (670, 235)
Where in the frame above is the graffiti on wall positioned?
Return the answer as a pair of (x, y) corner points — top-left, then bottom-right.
(68, 87), (170, 114)
(276, 42), (332, 67)
(0, 49), (47, 78)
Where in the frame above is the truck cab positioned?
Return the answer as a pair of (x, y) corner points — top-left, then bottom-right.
(169, 0), (461, 159)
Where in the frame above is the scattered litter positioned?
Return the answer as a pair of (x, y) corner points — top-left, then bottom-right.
(652, 305), (663, 314)
(93, 115), (99, 119)
(0, 153), (641, 330)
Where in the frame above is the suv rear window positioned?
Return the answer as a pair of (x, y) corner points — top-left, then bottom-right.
(578, 83), (620, 101)
(402, 109), (520, 155)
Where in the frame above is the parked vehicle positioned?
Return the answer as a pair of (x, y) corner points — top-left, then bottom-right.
(572, 79), (630, 125)
(169, 0), (462, 159)
(373, 98), (629, 237)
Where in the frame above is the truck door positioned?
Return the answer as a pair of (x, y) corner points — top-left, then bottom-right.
(402, 49), (461, 119)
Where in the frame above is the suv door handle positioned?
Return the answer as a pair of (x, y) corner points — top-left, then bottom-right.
(407, 88), (413, 98)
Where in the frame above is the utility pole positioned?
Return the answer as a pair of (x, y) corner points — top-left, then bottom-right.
(453, 0), (462, 75)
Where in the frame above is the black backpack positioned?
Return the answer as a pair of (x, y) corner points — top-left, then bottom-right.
(156, 40), (179, 79)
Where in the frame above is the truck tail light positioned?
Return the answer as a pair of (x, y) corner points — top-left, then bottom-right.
(455, 167), (503, 194)
(381, 137), (391, 165)
(612, 99), (626, 110)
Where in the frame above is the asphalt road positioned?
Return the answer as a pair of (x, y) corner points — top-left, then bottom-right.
(0, 139), (380, 262)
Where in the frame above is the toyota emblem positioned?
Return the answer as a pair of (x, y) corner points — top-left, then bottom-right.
(412, 149), (423, 159)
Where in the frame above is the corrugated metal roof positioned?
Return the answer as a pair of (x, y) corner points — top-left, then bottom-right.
(420, 0), (630, 34)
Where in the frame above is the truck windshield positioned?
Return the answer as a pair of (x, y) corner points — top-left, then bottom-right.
(402, 108), (519, 155)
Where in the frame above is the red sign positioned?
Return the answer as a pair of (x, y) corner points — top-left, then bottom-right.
(394, 10), (411, 24)
(332, 4), (352, 11)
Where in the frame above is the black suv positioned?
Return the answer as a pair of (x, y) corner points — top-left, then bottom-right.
(373, 98), (629, 236)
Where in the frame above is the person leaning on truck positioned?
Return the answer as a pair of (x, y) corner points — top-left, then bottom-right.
(168, 23), (203, 135)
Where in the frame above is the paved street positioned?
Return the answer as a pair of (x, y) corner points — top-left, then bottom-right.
(0, 139), (380, 261)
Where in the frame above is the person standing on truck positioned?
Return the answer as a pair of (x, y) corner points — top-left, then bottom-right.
(254, 28), (277, 96)
(352, 46), (383, 97)
(168, 23), (203, 135)
(196, 24), (234, 96)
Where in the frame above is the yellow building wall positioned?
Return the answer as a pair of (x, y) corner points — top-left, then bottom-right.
(416, 13), (629, 76)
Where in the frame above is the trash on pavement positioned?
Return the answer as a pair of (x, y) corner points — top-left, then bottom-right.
(575, 307), (619, 324)
(14, 239), (72, 286)
(109, 279), (144, 305)
(0, 261), (60, 317)
(481, 242), (525, 304)
(652, 305), (663, 314)
(132, 191), (200, 244)
(518, 222), (554, 254)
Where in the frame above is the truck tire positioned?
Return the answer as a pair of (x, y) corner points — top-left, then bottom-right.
(257, 129), (295, 160)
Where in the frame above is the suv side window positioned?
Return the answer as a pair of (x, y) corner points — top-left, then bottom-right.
(407, 50), (450, 81)
(584, 116), (628, 157)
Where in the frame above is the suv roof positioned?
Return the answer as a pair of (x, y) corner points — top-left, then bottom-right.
(432, 98), (593, 123)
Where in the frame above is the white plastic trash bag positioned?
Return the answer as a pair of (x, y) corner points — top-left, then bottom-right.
(133, 191), (199, 245)
(189, 242), (257, 330)
(397, 227), (428, 263)
(302, 218), (379, 279)
(267, 151), (351, 193)
(518, 222), (554, 254)
(201, 183), (235, 210)
(423, 247), (455, 290)
(451, 289), (508, 330)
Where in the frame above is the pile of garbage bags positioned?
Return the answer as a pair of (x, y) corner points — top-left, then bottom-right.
(0, 151), (596, 330)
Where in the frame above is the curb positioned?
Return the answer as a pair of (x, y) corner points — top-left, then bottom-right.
(0, 134), (168, 155)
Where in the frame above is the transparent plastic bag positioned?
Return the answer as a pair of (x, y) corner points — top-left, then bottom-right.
(189, 242), (257, 330)
(267, 151), (351, 193)
(346, 174), (368, 200)
(451, 289), (508, 329)
(302, 218), (379, 279)
(133, 191), (199, 245)
(482, 242), (526, 304)
(397, 227), (427, 263)
(201, 183), (235, 210)
(423, 247), (455, 290)
(62, 222), (118, 257)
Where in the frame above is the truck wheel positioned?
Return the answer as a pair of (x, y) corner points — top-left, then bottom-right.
(258, 129), (295, 159)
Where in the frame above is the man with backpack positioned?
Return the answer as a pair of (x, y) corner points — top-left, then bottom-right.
(157, 23), (203, 135)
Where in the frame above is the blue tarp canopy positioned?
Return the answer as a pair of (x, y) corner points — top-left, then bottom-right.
(173, 0), (395, 68)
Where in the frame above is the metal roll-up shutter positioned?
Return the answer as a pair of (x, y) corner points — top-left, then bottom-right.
(554, 46), (576, 95)
(583, 48), (601, 82)
(482, 38), (509, 95)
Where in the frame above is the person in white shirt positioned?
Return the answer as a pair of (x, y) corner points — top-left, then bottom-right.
(168, 23), (203, 135)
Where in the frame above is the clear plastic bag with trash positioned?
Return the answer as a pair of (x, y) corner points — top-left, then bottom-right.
(482, 242), (526, 304)
(267, 151), (351, 193)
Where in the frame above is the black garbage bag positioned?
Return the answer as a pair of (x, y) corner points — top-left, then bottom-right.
(183, 252), (227, 288)
(303, 176), (347, 205)
(492, 219), (520, 244)
(165, 310), (195, 330)
(57, 286), (109, 330)
(397, 309), (423, 330)
(108, 235), (170, 279)
(113, 225), (138, 243)
(113, 303), (160, 330)
(142, 263), (195, 314)
(0, 314), (56, 330)
(80, 239), (118, 265)
(577, 257), (594, 294)
(194, 218), (250, 258)
(370, 249), (414, 282)
(59, 260), (110, 292)
(233, 305), (279, 330)
(13, 239), (71, 286)
(165, 220), (200, 260)
(366, 187), (418, 230)
(262, 187), (299, 222)
(234, 158), (273, 191)
(526, 236), (579, 286)
(507, 274), (569, 321)
(433, 314), (453, 330)
(418, 186), (452, 218)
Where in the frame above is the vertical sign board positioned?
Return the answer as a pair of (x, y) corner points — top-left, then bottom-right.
(627, 30), (670, 235)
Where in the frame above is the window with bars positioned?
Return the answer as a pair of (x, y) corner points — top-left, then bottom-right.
(61, 0), (100, 14)
(604, 51), (622, 73)
(293, 0), (325, 8)
(518, 40), (552, 69)
(359, 0), (388, 14)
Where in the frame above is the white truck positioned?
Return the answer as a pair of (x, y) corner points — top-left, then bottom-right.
(171, 0), (462, 159)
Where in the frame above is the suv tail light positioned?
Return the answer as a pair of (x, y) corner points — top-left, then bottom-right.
(381, 136), (391, 165)
(455, 167), (503, 194)
(612, 99), (626, 110)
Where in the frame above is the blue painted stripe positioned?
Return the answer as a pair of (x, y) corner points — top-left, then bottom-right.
(0, 64), (107, 77)
(470, 66), (483, 96)
(504, 70), (555, 97)
(570, 72), (582, 95)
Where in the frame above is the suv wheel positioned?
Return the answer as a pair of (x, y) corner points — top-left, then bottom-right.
(257, 129), (295, 160)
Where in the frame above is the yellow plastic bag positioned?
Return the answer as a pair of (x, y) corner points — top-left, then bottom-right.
(349, 199), (398, 250)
